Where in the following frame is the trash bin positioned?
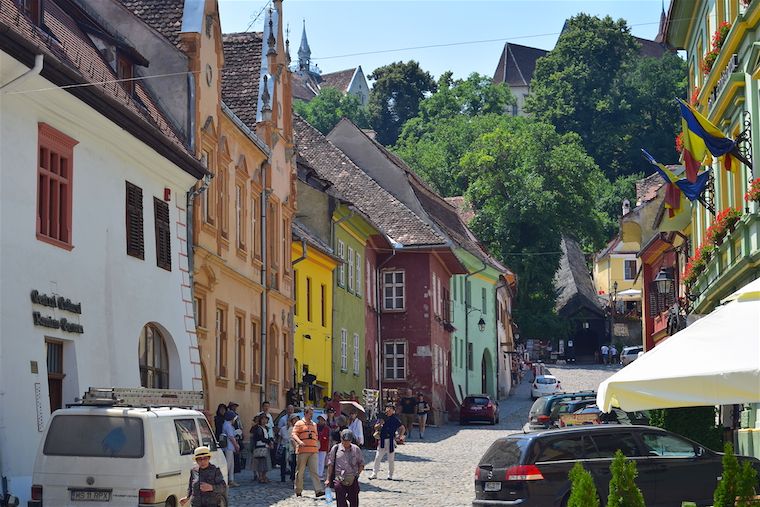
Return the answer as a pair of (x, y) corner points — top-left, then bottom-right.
(737, 428), (753, 456)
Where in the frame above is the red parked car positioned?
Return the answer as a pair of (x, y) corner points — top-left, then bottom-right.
(460, 395), (499, 425)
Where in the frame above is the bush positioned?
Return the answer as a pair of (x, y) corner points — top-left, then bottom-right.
(648, 407), (722, 451)
(567, 462), (599, 507)
(607, 450), (645, 507)
(714, 443), (758, 507)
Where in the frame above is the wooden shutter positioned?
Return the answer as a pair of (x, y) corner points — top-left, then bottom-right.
(153, 197), (171, 271)
(125, 182), (144, 259)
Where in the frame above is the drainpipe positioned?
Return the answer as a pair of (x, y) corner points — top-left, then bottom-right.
(260, 163), (271, 404)
(292, 239), (308, 266)
(375, 246), (397, 397)
(464, 259), (487, 397)
(0, 54), (43, 91)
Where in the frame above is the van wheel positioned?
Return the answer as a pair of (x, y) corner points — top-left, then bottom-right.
(164, 498), (176, 507)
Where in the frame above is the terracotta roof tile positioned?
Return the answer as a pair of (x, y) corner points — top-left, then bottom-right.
(118, 0), (184, 48)
(291, 71), (318, 102)
(221, 32), (262, 128)
(293, 115), (443, 246)
(636, 173), (664, 205)
(320, 67), (355, 92)
(555, 236), (604, 317)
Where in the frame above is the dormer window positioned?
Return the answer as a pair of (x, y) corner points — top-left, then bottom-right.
(116, 54), (134, 96)
(20, 0), (42, 26)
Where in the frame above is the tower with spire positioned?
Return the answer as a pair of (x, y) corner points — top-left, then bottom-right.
(297, 20), (311, 72)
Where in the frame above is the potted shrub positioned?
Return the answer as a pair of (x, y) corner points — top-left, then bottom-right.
(607, 450), (645, 507)
(568, 462), (599, 507)
(744, 178), (760, 204)
(702, 48), (720, 74)
(712, 22), (732, 50)
(706, 207), (743, 245)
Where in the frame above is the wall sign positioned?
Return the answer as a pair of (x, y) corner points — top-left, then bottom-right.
(31, 289), (84, 333)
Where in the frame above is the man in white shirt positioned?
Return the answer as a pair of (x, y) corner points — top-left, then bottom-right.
(601, 344), (609, 365)
(278, 404), (295, 433)
(347, 411), (364, 446)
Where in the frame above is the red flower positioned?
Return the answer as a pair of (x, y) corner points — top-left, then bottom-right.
(675, 132), (684, 153)
(690, 87), (700, 106)
(744, 178), (760, 202)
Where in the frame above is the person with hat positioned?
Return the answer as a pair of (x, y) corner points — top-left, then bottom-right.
(226, 402), (243, 476)
(291, 406), (325, 498)
(221, 411), (240, 487)
(325, 429), (365, 507)
(368, 405), (405, 480)
(179, 446), (226, 506)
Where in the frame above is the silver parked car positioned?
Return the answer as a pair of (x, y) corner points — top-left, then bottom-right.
(620, 345), (643, 366)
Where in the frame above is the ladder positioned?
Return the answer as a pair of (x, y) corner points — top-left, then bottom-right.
(80, 387), (205, 409)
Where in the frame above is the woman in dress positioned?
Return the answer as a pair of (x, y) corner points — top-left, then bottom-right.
(250, 414), (272, 483)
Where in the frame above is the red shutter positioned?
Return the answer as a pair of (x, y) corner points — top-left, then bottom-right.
(153, 197), (171, 271)
(126, 182), (144, 259)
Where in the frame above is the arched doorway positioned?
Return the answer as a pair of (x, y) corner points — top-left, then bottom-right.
(481, 349), (494, 396)
(139, 323), (169, 388)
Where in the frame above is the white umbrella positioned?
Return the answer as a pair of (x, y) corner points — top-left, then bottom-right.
(597, 278), (760, 412)
(616, 288), (641, 298)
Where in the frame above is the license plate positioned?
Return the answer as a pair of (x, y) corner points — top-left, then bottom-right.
(471, 406), (482, 411)
(484, 482), (502, 492)
(70, 489), (111, 502)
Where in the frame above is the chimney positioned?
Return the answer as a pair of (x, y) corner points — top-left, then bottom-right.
(622, 199), (631, 216)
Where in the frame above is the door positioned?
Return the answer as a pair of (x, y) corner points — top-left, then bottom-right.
(586, 431), (656, 506)
(46, 341), (64, 412)
(533, 435), (596, 505)
(639, 431), (719, 506)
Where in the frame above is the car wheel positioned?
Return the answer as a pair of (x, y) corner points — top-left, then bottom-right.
(164, 498), (175, 507)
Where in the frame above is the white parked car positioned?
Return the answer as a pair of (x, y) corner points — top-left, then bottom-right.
(620, 346), (644, 366)
(531, 375), (563, 400)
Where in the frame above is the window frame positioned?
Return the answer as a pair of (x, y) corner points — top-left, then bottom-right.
(382, 270), (406, 311)
(37, 123), (77, 250)
(235, 312), (245, 382)
(348, 247), (355, 292)
(624, 259), (637, 281)
(337, 240), (346, 287)
(355, 252), (362, 295)
(353, 333), (360, 375)
(383, 340), (406, 380)
(340, 329), (348, 372)
(139, 323), (169, 388)
(215, 305), (228, 379)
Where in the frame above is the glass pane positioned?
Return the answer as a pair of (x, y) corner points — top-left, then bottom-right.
(536, 437), (591, 462)
(384, 286), (394, 297)
(44, 415), (144, 458)
(397, 367), (404, 378)
(588, 434), (639, 458)
(197, 418), (217, 451)
(385, 343), (394, 355)
(385, 368), (394, 379)
(642, 433), (696, 457)
(396, 343), (404, 354)
(174, 419), (199, 455)
(395, 272), (404, 283)
(384, 273), (393, 284)
(384, 297), (393, 309)
(396, 357), (404, 368)
(395, 287), (403, 297)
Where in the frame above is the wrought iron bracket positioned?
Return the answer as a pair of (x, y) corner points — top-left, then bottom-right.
(699, 170), (716, 215)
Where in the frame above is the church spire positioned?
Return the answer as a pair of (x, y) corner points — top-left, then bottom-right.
(298, 20), (311, 71)
(654, 0), (668, 44)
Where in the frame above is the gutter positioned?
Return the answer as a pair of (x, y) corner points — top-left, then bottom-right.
(291, 238), (308, 266)
(0, 53), (43, 91)
(260, 163), (271, 404)
(375, 246), (397, 395)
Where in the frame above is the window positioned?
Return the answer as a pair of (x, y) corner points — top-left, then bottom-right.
(355, 252), (362, 295)
(467, 342), (473, 371)
(193, 295), (205, 328)
(116, 54), (134, 96)
(251, 194), (260, 258)
(216, 307), (227, 378)
(337, 240), (346, 287)
(353, 333), (360, 374)
(125, 182), (144, 259)
(348, 247), (355, 292)
(251, 320), (259, 384)
(282, 218), (289, 276)
(384, 341), (406, 380)
(588, 433), (638, 458)
(536, 436), (593, 462)
(366, 259), (372, 303)
(624, 259), (637, 280)
(320, 284), (326, 327)
(267, 202), (278, 267)
(46, 340), (64, 412)
(201, 150), (214, 224)
(139, 323), (169, 388)
(174, 419), (199, 455)
(235, 184), (244, 250)
(37, 123), (77, 249)
(154, 197), (171, 271)
(465, 281), (472, 306)
(481, 287), (487, 315)
(197, 417), (217, 450)
(43, 415), (144, 458)
(383, 271), (405, 310)
(453, 276), (458, 301)
(21, 0), (42, 25)
(219, 168), (228, 238)
(432, 273), (439, 316)
(641, 433), (697, 457)
(235, 314), (245, 382)
(340, 329), (348, 372)
(442, 287), (450, 322)
(306, 277), (313, 322)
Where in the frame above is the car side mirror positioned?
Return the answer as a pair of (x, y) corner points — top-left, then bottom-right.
(695, 446), (705, 457)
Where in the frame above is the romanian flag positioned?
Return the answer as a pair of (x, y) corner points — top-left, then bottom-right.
(678, 98), (739, 174)
(642, 150), (688, 218)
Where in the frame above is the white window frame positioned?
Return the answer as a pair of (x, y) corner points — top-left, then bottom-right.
(337, 240), (346, 287)
(383, 270), (405, 311)
(384, 340), (406, 380)
(355, 252), (362, 296)
(353, 333), (360, 375)
(340, 329), (348, 372)
(624, 259), (637, 280)
(348, 247), (355, 292)
(365, 259), (371, 303)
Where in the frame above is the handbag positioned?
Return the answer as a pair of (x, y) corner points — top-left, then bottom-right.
(253, 446), (268, 458)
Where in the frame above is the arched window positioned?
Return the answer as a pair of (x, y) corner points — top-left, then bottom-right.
(139, 324), (169, 388)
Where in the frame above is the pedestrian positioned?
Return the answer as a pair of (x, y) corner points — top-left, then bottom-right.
(416, 393), (430, 439)
(610, 345), (618, 364)
(316, 414), (330, 480)
(328, 391), (342, 414)
(397, 388), (416, 439)
(256, 401), (275, 472)
(325, 429), (365, 507)
(280, 414), (299, 482)
(601, 344), (609, 365)
(213, 403), (227, 441)
(292, 406), (325, 498)
(250, 414), (271, 483)
(347, 411), (364, 446)
(221, 411), (239, 487)
(278, 404), (295, 433)
(322, 396), (331, 409)
(326, 407), (338, 433)
(349, 390), (357, 401)
(368, 405), (406, 480)
(226, 402), (243, 475)
(179, 446), (226, 506)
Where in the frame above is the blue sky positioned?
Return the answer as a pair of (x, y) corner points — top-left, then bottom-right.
(218, 1), (666, 80)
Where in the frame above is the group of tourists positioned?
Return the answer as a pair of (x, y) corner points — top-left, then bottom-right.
(599, 343), (619, 364)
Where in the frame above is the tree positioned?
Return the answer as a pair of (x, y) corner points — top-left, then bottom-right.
(714, 443), (758, 507)
(293, 87), (370, 135)
(368, 61), (437, 145)
(526, 14), (686, 179)
(607, 450), (645, 507)
(648, 407), (722, 451)
(462, 118), (608, 339)
(568, 462), (599, 507)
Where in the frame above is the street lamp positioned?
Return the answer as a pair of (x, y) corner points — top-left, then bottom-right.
(477, 317), (486, 332)
(654, 267), (674, 295)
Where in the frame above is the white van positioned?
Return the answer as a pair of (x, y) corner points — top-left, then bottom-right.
(29, 388), (228, 507)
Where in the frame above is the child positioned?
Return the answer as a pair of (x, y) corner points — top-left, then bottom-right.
(179, 446), (226, 506)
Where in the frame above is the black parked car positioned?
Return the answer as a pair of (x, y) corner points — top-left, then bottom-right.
(527, 391), (597, 430)
(473, 425), (760, 507)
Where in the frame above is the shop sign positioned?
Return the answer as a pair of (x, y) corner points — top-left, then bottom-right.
(30, 290), (82, 314)
(31, 289), (84, 333)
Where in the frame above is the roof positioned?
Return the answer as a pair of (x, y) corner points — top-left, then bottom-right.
(292, 220), (336, 258)
(221, 32), (263, 128)
(293, 115), (443, 246)
(445, 196), (476, 225)
(635, 36), (669, 58)
(291, 71), (319, 102)
(118, 0), (184, 48)
(0, 0), (206, 178)
(554, 236), (604, 318)
(636, 173), (664, 205)
(320, 67), (355, 92)
(492, 42), (548, 87)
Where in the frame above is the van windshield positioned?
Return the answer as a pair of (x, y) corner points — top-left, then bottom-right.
(43, 415), (144, 458)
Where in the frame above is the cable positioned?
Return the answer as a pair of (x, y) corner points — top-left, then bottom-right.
(1, 69), (201, 95)
(244, 0), (272, 33)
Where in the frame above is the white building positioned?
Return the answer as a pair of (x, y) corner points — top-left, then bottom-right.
(0, 0), (207, 502)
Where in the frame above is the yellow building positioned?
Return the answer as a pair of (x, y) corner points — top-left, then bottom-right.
(292, 223), (338, 401)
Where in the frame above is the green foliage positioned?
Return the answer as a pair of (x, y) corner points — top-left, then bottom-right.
(526, 14), (687, 179)
(648, 407), (722, 451)
(568, 462), (599, 507)
(368, 61), (437, 145)
(292, 87), (370, 135)
(461, 118), (607, 339)
(607, 450), (645, 507)
(595, 174), (643, 239)
(714, 443), (759, 507)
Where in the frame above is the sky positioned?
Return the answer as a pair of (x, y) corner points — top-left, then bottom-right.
(218, 1), (667, 81)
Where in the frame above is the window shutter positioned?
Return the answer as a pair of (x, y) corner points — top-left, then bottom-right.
(126, 182), (144, 259)
(153, 197), (171, 271)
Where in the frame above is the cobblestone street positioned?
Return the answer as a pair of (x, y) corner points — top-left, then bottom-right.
(228, 363), (619, 506)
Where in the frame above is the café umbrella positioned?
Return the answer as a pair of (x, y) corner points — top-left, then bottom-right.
(597, 277), (760, 412)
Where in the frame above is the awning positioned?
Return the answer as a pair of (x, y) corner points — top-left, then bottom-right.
(597, 278), (760, 412)
(616, 288), (641, 299)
